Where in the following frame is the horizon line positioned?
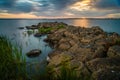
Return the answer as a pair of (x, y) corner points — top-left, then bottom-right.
(0, 17), (120, 20)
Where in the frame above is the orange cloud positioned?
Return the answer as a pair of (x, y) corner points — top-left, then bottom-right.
(69, 0), (91, 11)
(0, 13), (41, 18)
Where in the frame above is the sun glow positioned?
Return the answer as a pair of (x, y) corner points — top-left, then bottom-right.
(70, 0), (91, 11)
(73, 18), (89, 28)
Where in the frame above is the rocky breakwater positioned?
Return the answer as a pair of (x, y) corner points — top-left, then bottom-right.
(45, 24), (120, 80)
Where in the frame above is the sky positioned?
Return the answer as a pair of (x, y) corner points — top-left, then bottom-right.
(0, 0), (120, 18)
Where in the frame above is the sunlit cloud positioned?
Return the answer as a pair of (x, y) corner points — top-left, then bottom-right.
(69, 0), (91, 11)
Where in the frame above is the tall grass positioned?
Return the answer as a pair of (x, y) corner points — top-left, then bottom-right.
(0, 35), (27, 80)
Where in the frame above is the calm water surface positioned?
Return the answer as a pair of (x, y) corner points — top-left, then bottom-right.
(0, 19), (120, 63)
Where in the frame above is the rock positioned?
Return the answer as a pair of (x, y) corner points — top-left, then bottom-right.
(48, 52), (73, 68)
(91, 26), (104, 35)
(92, 67), (120, 80)
(26, 49), (41, 57)
(92, 45), (107, 58)
(58, 43), (71, 50)
(81, 38), (91, 43)
(48, 50), (63, 59)
(26, 25), (38, 29)
(107, 45), (120, 57)
(69, 40), (76, 46)
(43, 38), (50, 42)
(87, 56), (120, 72)
(34, 33), (42, 37)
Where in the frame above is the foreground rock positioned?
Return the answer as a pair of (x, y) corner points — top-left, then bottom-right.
(26, 49), (41, 57)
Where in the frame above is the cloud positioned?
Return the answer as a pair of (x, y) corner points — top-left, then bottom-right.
(0, 0), (34, 13)
(14, 2), (34, 13)
(0, 0), (120, 18)
(92, 0), (120, 10)
(48, 0), (78, 10)
(0, 0), (16, 8)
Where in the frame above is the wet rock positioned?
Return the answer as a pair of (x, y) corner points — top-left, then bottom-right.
(34, 33), (42, 37)
(107, 45), (120, 57)
(26, 25), (38, 29)
(26, 49), (41, 57)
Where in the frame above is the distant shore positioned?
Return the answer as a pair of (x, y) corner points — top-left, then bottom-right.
(0, 18), (120, 20)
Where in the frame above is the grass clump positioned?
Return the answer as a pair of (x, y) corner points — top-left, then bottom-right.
(57, 24), (65, 29)
(47, 60), (93, 80)
(38, 27), (53, 33)
(38, 24), (65, 34)
(0, 35), (27, 80)
(48, 66), (93, 80)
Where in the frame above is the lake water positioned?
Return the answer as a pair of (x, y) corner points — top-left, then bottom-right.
(0, 19), (120, 69)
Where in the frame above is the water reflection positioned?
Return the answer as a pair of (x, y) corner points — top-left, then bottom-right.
(73, 18), (89, 28)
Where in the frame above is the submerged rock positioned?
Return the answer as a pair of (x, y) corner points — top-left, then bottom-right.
(26, 49), (41, 57)
(26, 25), (38, 29)
(34, 33), (42, 37)
(18, 27), (24, 29)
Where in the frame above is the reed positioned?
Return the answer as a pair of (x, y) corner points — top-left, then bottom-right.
(0, 35), (27, 80)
